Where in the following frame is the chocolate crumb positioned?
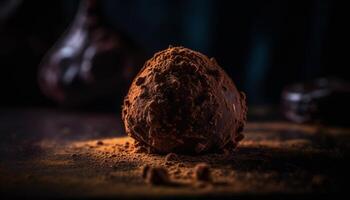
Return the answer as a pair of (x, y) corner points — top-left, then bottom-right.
(165, 153), (178, 162)
(124, 143), (130, 149)
(194, 163), (212, 182)
(141, 165), (150, 179)
(144, 166), (170, 185)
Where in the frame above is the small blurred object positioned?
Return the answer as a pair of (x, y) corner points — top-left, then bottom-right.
(281, 78), (350, 126)
(38, 0), (144, 108)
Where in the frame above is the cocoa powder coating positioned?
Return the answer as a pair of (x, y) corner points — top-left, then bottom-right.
(122, 46), (247, 154)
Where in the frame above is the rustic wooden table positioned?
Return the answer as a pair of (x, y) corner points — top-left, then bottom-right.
(0, 108), (349, 199)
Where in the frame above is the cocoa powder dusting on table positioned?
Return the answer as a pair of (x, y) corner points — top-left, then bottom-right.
(1, 122), (347, 197)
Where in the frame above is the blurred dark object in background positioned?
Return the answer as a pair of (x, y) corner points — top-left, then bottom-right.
(38, 0), (144, 109)
(281, 78), (350, 126)
(0, 0), (67, 107)
(0, 0), (349, 110)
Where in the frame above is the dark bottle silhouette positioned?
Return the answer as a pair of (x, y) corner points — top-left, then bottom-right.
(38, 0), (144, 109)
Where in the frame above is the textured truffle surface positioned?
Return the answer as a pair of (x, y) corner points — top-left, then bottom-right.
(122, 46), (247, 154)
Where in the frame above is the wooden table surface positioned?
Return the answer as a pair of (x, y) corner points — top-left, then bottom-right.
(0, 108), (349, 199)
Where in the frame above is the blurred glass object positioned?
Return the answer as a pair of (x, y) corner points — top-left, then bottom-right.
(38, 0), (144, 108)
(281, 78), (350, 126)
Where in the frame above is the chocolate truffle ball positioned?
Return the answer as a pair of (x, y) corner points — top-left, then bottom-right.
(122, 46), (247, 154)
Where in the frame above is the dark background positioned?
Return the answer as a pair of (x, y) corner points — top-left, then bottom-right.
(0, 0), (348, 109)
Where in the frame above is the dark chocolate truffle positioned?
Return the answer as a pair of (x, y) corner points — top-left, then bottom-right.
(122, 46), (247, 154)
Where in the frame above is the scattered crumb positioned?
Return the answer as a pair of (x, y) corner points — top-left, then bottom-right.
(144, 166), (170, 185)
(96, 141), (104, 145)
(124, 142), (130, 148)
(141, 165), (150, 179)
(165, 153), (178, 162)
(194, 163), (212, 182)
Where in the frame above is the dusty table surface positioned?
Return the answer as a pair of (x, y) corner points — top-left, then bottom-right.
(0, 108), (349, 199)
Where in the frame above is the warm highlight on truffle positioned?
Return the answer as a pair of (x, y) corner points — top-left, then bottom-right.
(122, 46), (247, 154)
